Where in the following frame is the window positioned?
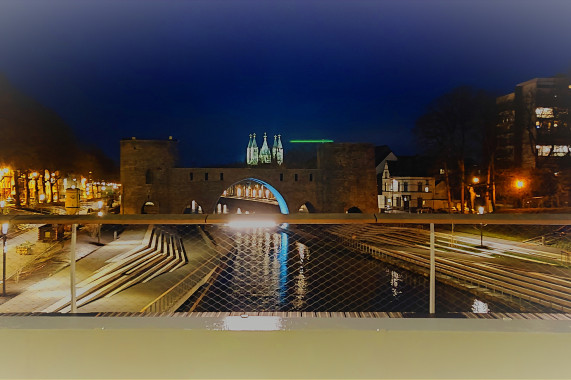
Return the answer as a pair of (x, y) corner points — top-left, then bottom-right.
(294, 174), (298, 181)
(535, 107), (554, 118)
(536, 145), (570, 157)
(417, 182), (422, 192)
(145, 170), (153, 184)
(309, 173), (313, 182)
(403, 182), (408, 192)
(280, 173), (283, 181)
(219, 173), (224, 181)
(189, 172), (193, 181)
(205, 173), (209, 181)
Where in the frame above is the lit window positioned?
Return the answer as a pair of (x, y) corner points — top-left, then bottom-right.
(535, 107), (554, 118)
(536, 145), (570, 157)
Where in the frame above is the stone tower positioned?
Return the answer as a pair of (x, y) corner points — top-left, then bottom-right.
(120, 137), (178, 214)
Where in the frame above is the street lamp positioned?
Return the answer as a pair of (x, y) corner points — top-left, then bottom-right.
(476, 206), (486, 248)
(514, 179), (525, 207)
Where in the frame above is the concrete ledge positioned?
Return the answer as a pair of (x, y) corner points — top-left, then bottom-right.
(0, 316), (569, 379)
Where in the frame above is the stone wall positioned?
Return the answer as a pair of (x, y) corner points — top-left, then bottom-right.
(121, 139), (377, 214)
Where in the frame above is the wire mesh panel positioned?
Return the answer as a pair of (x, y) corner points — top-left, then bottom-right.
(0, 216), (568, 316)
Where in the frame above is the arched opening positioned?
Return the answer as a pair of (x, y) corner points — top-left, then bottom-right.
(142, 201), (159, 214)
(217, 177), (289, 214)
(183, 200), (204, 214)
(346, 206), (362, 213)
(298, 202), (316, 213)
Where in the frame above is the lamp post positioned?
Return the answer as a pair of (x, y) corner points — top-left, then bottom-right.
(476, 206), (486, 248)
(515, 179), (525, 208)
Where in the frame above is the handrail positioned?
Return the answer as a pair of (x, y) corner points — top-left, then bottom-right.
(0, 213), (570, 225)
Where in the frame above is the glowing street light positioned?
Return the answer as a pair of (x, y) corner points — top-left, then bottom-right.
(472, 177), (480, 184)
(514, 179), (526, 208)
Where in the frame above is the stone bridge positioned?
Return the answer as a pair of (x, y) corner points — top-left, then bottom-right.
(120, 138), (377, 214)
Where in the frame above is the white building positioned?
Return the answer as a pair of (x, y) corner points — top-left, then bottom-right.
(376, 152), (447, 212)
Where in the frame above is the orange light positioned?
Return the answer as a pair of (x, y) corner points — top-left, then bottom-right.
(472, 177), (480, 184)
(515, 179), (525, 189)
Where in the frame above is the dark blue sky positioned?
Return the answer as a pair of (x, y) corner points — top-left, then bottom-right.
(1, 0), (570, 166)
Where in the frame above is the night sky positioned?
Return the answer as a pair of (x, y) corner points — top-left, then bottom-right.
(1, 0), (570, 166)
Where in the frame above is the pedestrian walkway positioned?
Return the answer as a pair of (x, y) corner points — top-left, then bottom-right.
(0, 225), (227, 313)
(0, 227), (147, 313)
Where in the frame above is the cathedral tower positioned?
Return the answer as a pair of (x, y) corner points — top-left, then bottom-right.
(251, 133), (259, 165)
(259, 132), (272, 164)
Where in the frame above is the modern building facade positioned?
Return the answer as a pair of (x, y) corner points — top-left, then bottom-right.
(495, 76), (571, 207)
(496, 76), (571, 170)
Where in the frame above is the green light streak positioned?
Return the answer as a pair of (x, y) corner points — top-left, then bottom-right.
(289, 139), (334, 143)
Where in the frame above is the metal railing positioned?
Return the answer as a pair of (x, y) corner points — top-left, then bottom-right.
(0, 213), (569, 316)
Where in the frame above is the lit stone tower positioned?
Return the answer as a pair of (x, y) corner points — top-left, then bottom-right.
(259, 133), (272, 164)
(276, 134), (284, 165)
(246, 134), (252, 164)
(272, 135), (278, 161)
(251, 133), (259, 165)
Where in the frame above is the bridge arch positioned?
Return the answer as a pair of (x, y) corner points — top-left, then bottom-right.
(214, 177), (290, 214)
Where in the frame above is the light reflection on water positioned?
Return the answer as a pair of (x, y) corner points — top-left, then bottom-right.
(471, 299), (490, 313)
(184, 227), (497, 313)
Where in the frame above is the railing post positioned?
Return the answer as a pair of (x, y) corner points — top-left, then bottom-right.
(70, 224), (77, 313)
(2, 234), (6, 296)
(429, 223), (435, 314)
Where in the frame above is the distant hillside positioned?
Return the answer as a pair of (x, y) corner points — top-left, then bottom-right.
(0, 74), (117, 179)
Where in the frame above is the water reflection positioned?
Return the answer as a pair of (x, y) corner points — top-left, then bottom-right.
(278, 232), (288, 304)
(471, 299), (490, 313)
(182, 227), (506, 313)
(232, 228), (288, 309)
(390, 270), (402, 298)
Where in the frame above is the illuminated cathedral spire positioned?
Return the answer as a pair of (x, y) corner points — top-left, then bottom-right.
(251, 133), (259, 165)
(246, 134), (253, 164)
(246, 132), (283, 166)
(272, 135), (278, 161)
(259, 132), (272, 164)
(276, 134), (284, 165)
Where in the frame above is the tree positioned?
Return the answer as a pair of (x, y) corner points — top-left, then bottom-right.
(414, 86), (495, 213)
(0, 74), (118, 206)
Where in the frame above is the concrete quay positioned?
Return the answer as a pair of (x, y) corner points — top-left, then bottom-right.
(0, 225), (225, 313)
